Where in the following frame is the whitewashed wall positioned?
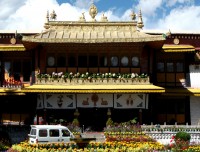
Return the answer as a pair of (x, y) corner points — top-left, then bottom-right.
(190, 96), (200, 125)
(189, 65), (200, 88)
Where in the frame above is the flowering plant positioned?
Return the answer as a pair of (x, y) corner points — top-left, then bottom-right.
(169, 131), (191, 151)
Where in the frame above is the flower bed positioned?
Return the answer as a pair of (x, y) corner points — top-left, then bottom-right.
(36, 72), (150, 85)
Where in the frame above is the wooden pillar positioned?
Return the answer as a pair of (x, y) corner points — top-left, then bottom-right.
(43, 109), (47, 124)
(139, 109), (142, 125)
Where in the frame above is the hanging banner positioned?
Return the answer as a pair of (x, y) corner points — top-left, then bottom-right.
(114, 94), (148, 109)
(43, 94), (76, 109)
(37, 94), (44, 109)
(77, 94), (113, 108)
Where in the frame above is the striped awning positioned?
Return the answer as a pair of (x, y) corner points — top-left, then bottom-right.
(0, 44), (26, 51)
(162, 44), (195, 52)
(21, 84), (165, 93)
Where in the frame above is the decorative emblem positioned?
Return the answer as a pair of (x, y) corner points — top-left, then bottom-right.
(10, 38), (16, 44)
(101, 98), (108, 105)
(57, 95), (63, 107)
(91, 93), (99, 106)
(126, 95), (134, 106)
(173, 37), (180, 45)
(82, 98), (89, 105)
(89, 3), (98, 21)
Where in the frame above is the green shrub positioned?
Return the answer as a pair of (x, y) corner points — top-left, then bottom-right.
(175, 131), (191, 141)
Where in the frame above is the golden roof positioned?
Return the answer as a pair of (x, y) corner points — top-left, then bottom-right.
(22, 22), (165, 44)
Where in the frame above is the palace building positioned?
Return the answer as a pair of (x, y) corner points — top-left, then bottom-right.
(0, 3), (200, 131)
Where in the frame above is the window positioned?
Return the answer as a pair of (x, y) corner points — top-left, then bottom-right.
(99, 56), (107, 67)
(111, 56), (118, 67)
(49, 129), (59, 137)
(132, 57), (139, 67)
(167, 62), (174, 72)
(57, 54), (66, 67)
(62, 129), (70, 137)
(78, 55), (87, 67)
(68, 55), (76, 67)
(47, 56), (55, 67)
(89, 55), (98, 67)
(30, 129), (36, 135)
(157, 62), (164, 72)
(121, 56), (129, 66)
(4, 62), (11, 79)
(176, 62), (184, 72)
(39, 129), (47, 137)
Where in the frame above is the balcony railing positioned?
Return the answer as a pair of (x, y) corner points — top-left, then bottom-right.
(141, 125), (200, 145)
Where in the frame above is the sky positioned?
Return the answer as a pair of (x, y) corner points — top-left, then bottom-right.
(0, 0), (200, 33)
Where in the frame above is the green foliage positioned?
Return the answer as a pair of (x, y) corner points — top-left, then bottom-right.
(72, 118), (80, 127)
(106, 118), (113, 127)
(175, 131), (191, 141)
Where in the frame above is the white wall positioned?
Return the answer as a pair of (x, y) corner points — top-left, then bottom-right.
(189, 65), (200, 88)
(190, 96), (200, 125)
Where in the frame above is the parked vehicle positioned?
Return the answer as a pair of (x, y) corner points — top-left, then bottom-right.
(28, 125), (74, 144)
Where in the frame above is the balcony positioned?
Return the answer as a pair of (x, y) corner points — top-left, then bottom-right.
(35, 72), (150, 85)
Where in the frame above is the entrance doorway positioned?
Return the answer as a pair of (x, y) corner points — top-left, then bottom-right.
(79, 108), (108, 131)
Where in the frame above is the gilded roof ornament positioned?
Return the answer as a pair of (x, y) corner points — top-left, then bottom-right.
(101, 13), (108, 22)
(79, 12), (86, 22)
(45, 10), (49, 23)
(130, 11), (136, 21)
(137, 9), (144, 29)
(44, 10), (50, 29)
(50, 10), (57, 20)
(89, 2), (98, 21)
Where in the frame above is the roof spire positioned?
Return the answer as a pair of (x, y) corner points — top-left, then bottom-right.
(44, 10), (50, 29)
(89, 1), (98, 21)
(45, 10), (49, 23)
(137, 9), (144, 29)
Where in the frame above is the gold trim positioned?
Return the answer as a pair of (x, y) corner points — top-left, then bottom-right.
(0, 93), (26, 95)
(162, 44), (195, 52)
(0, 45), (26, 51)
(21, 84), (165, 93)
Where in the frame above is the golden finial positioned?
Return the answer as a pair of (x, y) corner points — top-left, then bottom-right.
(137, 9), (144, 29)
(44, 10), (50, 29)
(89, 2), (98, 21)
(46, 10), (49, 23)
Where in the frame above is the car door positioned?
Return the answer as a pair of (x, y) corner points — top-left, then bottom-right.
(61, 129), (72, 142)
(49, 129), (61, 142)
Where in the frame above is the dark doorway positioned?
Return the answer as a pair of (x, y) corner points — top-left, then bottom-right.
(79, 108), (108, 131)
(111, 109), (139, 123)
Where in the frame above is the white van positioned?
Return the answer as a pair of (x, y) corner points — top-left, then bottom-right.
(28, 125), (74, 144)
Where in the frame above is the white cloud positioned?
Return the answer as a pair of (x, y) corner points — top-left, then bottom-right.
(73, 0), (99, 9)
(0, 0), (199, 33)
(166, 0), (194, 7)
(155, 6), (200, 32)
(135, 0), (163, 17)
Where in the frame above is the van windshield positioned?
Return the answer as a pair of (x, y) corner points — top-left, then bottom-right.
(30, 129), (36, 135)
